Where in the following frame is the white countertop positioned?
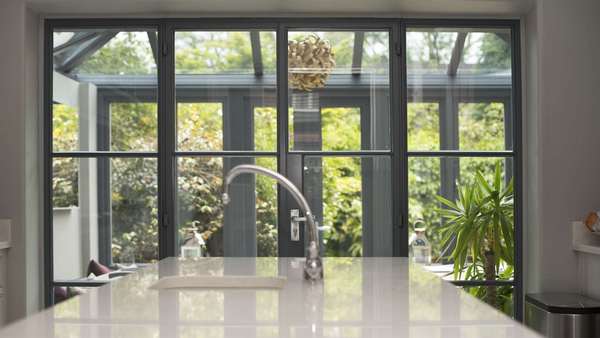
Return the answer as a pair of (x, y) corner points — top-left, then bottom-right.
(0, 257), (541, 338)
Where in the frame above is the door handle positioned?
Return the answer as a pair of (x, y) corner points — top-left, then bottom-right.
(290, 209), (302, 241)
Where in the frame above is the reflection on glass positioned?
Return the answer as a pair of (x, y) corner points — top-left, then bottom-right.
(54, 324), (81, 338)
(180, 327), (224, 338)
(256, 291), (278, 321)
(406, 28), (512, 151)
(408, 157), (514, 279)
(52, 30), (158, 152)
(111, 272), (159, 320)
(320, 259), (363, 337)
(176, 157), (277, 257)
(111, 326), (160, 338)
(324, 259), (362, 321)
(175, 31), (277, 151)
(288, 31), (390, 151)
(53, 295), (80, 319)
(304, 156), (392, 257)
(408, 266), (441, 321)
(179, 291), (225, 321)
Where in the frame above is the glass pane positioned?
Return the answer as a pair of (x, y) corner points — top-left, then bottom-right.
(408, 157), (514, 281)
(175, 31), (276, 75)
(175, 31), (277, 151)
(52, 30), (158, 152)
(176, 157), (278, 257)
(406, 28), (512, 151)
(288, 31), (390, 151)
(109, 102), (158, 151)
(111, 158), (158, 264)
(52, 157), (158, 280)
(459, 102), (506, 150)
(303, 156), (392, 257)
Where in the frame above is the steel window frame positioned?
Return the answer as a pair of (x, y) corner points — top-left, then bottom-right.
(43, 18), (522, 319)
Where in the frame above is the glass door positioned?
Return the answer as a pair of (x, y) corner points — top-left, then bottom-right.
(173, 29), (279, 257)
(282, 28), (394, 257)
(170, 27), (395, 257)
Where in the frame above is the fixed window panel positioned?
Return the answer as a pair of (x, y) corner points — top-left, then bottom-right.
(406, 28), (512, 151)
(408, 156), (514, 281)
(52, 30), (158, 152)
(176, 156), (278, 257)
(175, 31), (277, 152)
(288, 30), (391, 151)
(52, 157), (158, 280)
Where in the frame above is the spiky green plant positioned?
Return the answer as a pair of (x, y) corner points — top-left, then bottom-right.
(436, 162), (514, 307)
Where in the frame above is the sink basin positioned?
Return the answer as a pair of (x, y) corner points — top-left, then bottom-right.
(149, 275), (287, 290)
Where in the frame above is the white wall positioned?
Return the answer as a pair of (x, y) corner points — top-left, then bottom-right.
(0, 0), (42, 323)
(52, 208), (82, 279)
(525, 0), (600, 294)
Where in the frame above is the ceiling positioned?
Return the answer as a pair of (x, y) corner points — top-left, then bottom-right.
(27, 0), (535, 17)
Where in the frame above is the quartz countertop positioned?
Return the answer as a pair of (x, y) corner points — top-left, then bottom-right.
(0, 257), (541, 337)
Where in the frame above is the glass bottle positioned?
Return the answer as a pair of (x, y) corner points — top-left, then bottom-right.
(180, 230), (205, 258)
(410, 225), (431, 265)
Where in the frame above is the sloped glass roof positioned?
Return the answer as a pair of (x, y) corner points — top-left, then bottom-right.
(53, 28), (512, 88)
(406, 28), (512, 76)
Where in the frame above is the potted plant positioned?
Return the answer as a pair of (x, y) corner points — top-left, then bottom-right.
(436, 162), (514, 311)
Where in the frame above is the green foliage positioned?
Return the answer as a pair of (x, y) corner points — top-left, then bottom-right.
(477, 33), (511, 70)
(175, 32), (276, 74)
(76, 32), (155, 75)
(52, 104), (78, 207)
(436, 162), (514, 308)
(111, 158), (159, 263)
(322, 157), (363, 257)
(436, 162), (514, 278)
(52, 29), (514, 280)
(110, 102), (157, 151)
(465, 267), (514, 316)
(459, 102), (505, 150)
(320, 108), (362, 257)
(407, 31), (511, 73)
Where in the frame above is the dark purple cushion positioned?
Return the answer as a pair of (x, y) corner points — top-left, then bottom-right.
(54, 287), (68, 303)
(87, 259), (111, 276)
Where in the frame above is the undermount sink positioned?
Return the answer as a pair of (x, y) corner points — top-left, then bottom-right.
(149, 275), (287, 290)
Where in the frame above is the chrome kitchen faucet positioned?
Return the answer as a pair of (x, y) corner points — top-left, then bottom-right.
(222, 164), (323, 281)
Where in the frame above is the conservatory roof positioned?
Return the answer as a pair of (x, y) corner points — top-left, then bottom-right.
(53, 29), (512, 90)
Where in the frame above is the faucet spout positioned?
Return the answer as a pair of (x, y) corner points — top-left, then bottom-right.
(222, 164), (323, 281)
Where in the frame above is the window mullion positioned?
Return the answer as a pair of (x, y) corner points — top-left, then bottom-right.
(158, 22), (176, 259)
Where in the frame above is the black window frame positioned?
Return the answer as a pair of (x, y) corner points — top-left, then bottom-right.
(43, 18), (522, 320)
